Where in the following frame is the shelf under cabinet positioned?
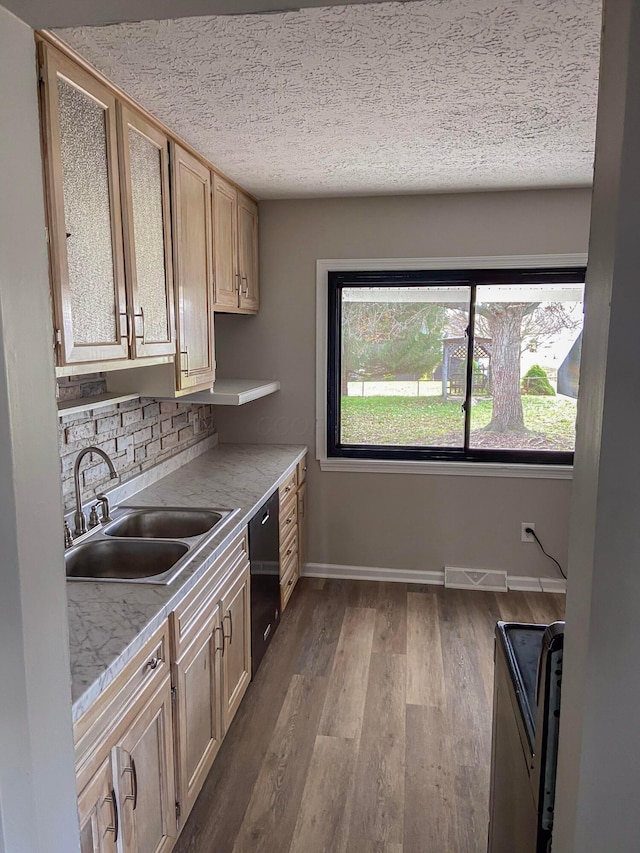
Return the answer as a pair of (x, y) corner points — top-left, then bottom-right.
(57, 393), (140, 418)
(165, 380), (280, 406)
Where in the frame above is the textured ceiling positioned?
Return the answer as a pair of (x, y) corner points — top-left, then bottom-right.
(56, 0), (602, 199)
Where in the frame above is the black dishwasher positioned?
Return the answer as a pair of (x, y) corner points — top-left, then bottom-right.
(248, 491), (280, 677)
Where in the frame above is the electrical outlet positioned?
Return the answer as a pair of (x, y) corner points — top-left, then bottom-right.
(521, 522), (536, 542)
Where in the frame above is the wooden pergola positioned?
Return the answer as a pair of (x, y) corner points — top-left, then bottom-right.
(441, 336), (492, 398)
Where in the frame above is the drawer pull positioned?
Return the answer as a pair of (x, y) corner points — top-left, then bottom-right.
(286, 548), (292, 556)
(287, 578), (294, 587)
(146, 657), (161, 670)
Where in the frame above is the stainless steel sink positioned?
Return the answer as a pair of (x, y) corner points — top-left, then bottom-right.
(65, 539), (189, 581)
(65, 504), (241, 584)
(105, 508), (223, 539)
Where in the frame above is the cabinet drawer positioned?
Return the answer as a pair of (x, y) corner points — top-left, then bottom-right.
(297, 456), (307, 485)
(279, 469), (297, 506)
(279, 497), (298, 539)
(280, 550), (299, 611)
(171, 529), (248, 659)
(281, 538), (298, 581)
(280, 521), (297, 563)
(74, 621), (169, 775)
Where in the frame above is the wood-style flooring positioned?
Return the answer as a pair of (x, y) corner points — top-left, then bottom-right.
(174, 578), (565, 853)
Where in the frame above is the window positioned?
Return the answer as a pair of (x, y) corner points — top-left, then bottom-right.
(326, 267), (586, 466)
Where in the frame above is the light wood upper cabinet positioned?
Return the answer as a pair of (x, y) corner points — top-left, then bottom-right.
(171, 143), (216, 391)
(39, 37), (258, 384)
(118, 105), (175, 360)
(212, 175), (259, 314)
(221, 561), (252, 730)
(78, 758), (118, 853)
(212, 174), (239, 310)
(237, 193), (259, 312)
(39, 44), (129, 366)
(114, 678), (177, 853)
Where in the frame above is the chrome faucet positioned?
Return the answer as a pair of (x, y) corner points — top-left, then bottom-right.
(73, 446), (119, 537)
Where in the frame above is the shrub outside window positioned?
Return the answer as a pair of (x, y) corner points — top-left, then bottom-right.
(327, 268), (586, 465)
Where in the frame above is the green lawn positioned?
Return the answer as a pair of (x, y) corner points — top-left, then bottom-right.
(341, 395), (577, 451)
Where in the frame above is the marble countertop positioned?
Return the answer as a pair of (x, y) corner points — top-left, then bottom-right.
(67, 442), (307, 723)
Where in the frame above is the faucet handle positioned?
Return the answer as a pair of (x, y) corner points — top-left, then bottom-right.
(63, 521), (73, 549)
(89, 504), (101, 528)
(96, 493), (112, 523)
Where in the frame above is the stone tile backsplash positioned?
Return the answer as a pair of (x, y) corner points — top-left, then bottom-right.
(58, 375), (216, 513)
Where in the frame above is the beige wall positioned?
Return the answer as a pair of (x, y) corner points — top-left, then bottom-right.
(214, 188), (592, 579)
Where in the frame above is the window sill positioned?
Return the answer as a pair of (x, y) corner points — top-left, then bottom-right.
(319, 457), (573, 479)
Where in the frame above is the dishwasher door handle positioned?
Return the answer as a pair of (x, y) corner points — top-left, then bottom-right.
(261, 511), (270, 525)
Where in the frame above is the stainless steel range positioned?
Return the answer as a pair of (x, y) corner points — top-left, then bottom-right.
(488, 620), (564, 853)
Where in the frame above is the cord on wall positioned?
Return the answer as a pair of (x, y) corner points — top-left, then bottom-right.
(525, 527), (567, 580)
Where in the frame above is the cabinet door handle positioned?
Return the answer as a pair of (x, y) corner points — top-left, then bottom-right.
(120, 312), (132, 348)
(234, 272), (240, 293)
(224, 611), (233, 644)
(122, 758), (138, 810)
(215, 623), (225, 656)
(104, 789), (119, 843)
(133, 307), (145, 345)
(180, 349), (189, 375)
(241, 275), (248, 296)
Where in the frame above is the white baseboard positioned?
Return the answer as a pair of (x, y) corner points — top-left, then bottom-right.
(508, 575), (544, 592)
(303, 562), (567, 594)
(303, 562), (444, 586)
(540, 577), (567, 594)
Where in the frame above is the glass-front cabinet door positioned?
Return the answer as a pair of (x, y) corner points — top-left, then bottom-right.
(40, 44), (129, 366)
(118, 105), (175, 359)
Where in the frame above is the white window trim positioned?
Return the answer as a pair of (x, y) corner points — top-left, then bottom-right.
(316, 253), (588, 480)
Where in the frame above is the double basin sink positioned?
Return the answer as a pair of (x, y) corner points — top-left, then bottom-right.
(66, 506), (239, 584)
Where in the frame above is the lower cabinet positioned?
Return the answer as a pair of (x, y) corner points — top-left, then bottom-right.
(75, 527), (253, 851)
(221, 563), (251, 731)
(113, 678), (177, 853)
(77, 672), (177, 853)
(172, 609), (224, 820)
(78, 758), (118, 853)
(171, 552), (251, 826)
(279, 454), (307, 611)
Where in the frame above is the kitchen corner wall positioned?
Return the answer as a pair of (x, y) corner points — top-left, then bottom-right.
(57, 374), (216, 512)
(213, 187), (592, 580)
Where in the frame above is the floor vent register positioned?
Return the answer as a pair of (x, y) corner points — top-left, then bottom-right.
(444, 566), (509, 593)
